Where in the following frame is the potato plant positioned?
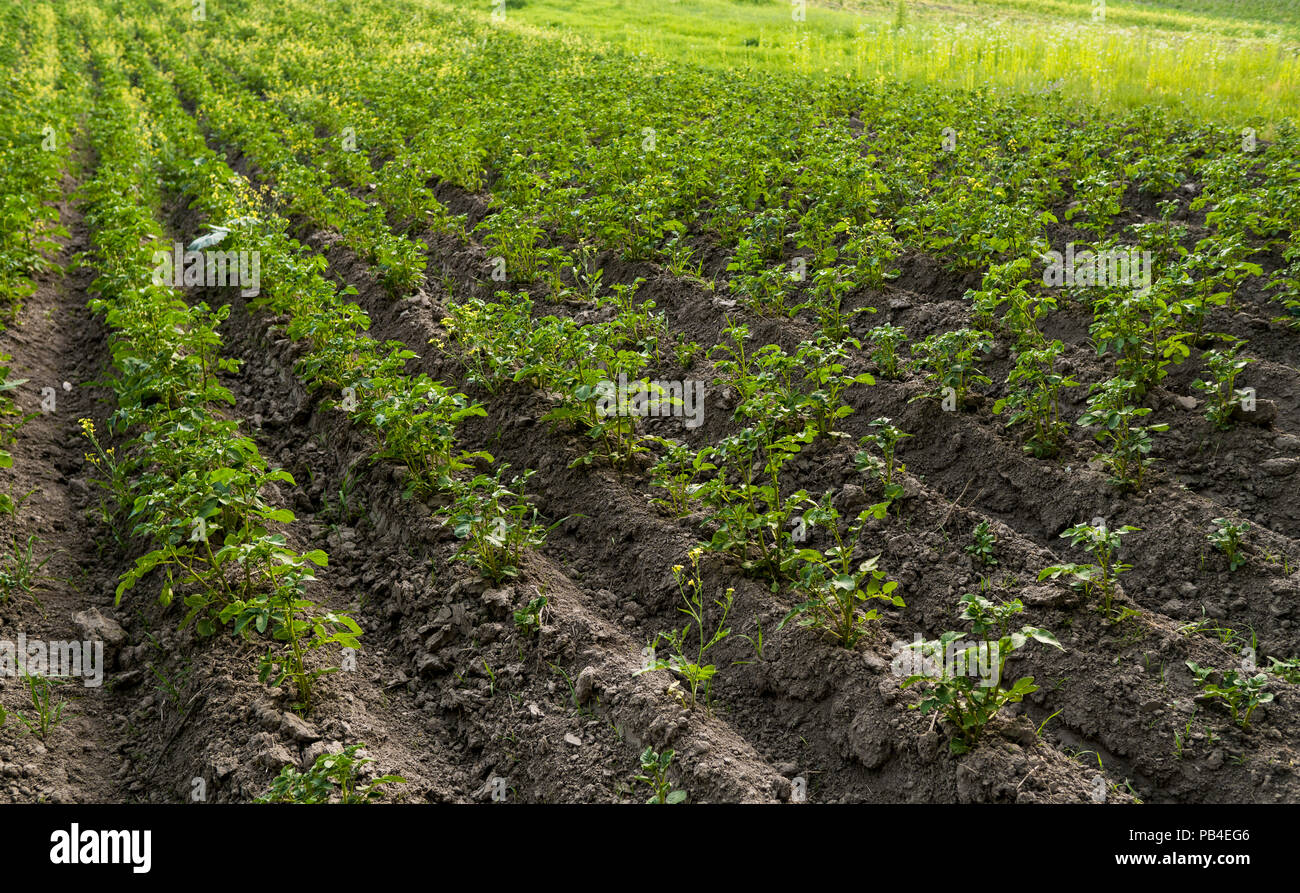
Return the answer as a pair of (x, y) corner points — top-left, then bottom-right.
(1076, 378), (1168, 491)
(902, 593), (1062, 754)
(1186, 661), (1273, 729)
(779, 493), (905, 648)
(1040, 522), (1140, 617)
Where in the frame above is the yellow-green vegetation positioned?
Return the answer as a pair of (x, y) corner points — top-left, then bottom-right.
(488, 0), (1300, 122)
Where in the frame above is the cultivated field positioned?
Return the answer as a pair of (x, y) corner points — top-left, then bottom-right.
(1, 0), (1298, 805)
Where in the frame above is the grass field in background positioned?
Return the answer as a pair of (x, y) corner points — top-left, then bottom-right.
(477, 0), (1300, 122)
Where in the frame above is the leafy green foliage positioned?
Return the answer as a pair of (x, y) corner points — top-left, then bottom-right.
(1186, 661), (1273, 729)
(638, 550), (734, 711)
(634, 747), (687, 804)
(1076, 378), (1168, 490)
(910, 329), (992, 408)
(513, 593), (548, 637)
(1040, 521), (1139, 616)
(256, 743), (406, 803)
(779, 494), (904, 648)
(965, 520), (998, 567)
(993, 340), (1077, 457)
(444, 469), (552, 584)
(1192, 342), (1255, 430)
(1208, 518), (1249, 571)
(902, 592), (1062, 753)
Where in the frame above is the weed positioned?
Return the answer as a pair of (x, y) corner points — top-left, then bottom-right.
(15, 672), (66, 740)
(0, 535), (55, 608)
(639, 549), (734, 711)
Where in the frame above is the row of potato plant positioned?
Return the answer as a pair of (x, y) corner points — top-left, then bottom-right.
(112, 15), (546, 587)
(0, 3), (90, 478)
(73, 13), (356, 714)
(125, 0), (1298, 753)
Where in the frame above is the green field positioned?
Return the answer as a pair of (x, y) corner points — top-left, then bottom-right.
(1, 0), (1298, 817)
(496, 0), (1300, 121)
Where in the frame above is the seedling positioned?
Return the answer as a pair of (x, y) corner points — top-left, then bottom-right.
(1186, 661), (1272, 729)
(865, 323), (907, 380)
(780, 494), (904, 648)
(965, 520), (998, 567)
(695, 422), (812, 587)
(220, 550), (362, 713)
(1267, 657), (1300, 684)
(1040, 521), (1139, 616)
(1076, 378), (1167, 490)
(857, 417), (910, 490)
(444, 468), (553, 583)
(992, 340), (1077, 457)
(1192, 343), (1255, 430)
(633, 747), (687, 803)
(902, 593), (1062, 753)
(794, 335), (875, 437)
(0, 535), (55, 608)
(1173, 711), (1196, 760)
(1208, 518), (1248, 571)
(673, 339), (701, 370)
(735, 619), (766, 664)
(513, 593), (548, 637)
(647, 437), (716, 518)
(909, 328), (993, 408)
(0, 485), (36, 519)
(15, 672), (66, 740)
(256, 743), (406, 803)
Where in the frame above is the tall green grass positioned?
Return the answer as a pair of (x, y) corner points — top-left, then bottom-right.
(474, 0), (1299, 122)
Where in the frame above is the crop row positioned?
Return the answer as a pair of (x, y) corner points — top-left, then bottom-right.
(149, 0), (1297, 456)
(0, 2), (86, 316)
(0, 3), (89, 477)
(40, 0), (1289, 778)
(137, 0), (1294, 530)
(163, 0), (1299, 331)
(72, 8), (358, 714)
(110, 11), (552, 593)
(117, 0), (1300, 757)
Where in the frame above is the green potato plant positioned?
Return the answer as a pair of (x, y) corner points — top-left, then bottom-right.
(902, 592), (1062, 754)
(1208, 517), (1249, 571)
(257, 743), (406, 803)
(634, 747), (687, 804)
(1186, 661), (1273, 729)
(1040, 521), (1140, 617)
